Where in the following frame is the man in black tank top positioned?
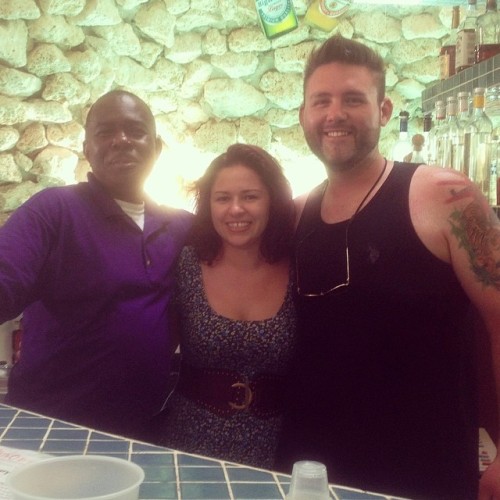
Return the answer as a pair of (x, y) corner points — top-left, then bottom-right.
(276, 35), (500, 500)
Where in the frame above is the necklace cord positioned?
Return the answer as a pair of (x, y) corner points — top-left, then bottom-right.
(295, 158), (389, 296)
(351, 158), (388, 220)
(345, 157), (388, 242)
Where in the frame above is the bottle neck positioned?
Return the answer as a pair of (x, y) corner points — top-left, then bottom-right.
(451, 6), (460, 28)
(446, 99), (458, 120)
(458, 97), (470, 116)
(486, 0), (497, 11)
(473, 95), (486, 113)
(465, 1), (477, 17)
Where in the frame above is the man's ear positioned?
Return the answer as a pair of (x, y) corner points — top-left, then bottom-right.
(82, 140), (88, 160)
(380, 97), (393, 127)
(155, 136), (163, 159)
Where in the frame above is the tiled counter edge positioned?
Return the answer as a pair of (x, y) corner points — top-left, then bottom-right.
(0, 404), (405, 500)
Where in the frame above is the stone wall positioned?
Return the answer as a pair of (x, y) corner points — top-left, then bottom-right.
(0, 0), (460, 220)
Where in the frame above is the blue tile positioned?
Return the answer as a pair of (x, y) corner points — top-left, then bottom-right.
(0, 417), (15, 428)
(132, 453), (175, 466)
(87, 440), (130, 453)
(10, 417), (51, 428)
(133, 442), (168, 452)
(52, 421), (79, 429)
(141, 464), (176, 482)
(139, 481), (178, 499)
(17, 411), (49, 421)
(90, 431), (120, 440)
(178, 454), (219, 466)
(334, 487), (386, 499)
(0, 440), (42, 451)
(47, 428), (89, 440)
(3, 428), (46, 439)
(227, 467), (275, 482)
(275, 473), (289, 481)
(277, 478), (291, 497)
(231, 482), (283, 499)
(41, 440), (86, 453)
(0, 408), (17, 417)
(180, 466), (226, 482)
(181, 482), (231, 499)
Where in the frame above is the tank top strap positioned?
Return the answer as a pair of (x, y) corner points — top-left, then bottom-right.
(374, 161), (419, 219)
(296, 162), (420, 241)
(295, 179), (327, 242)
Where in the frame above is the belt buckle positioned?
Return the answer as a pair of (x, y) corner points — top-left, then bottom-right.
(229, 379), (253, 411)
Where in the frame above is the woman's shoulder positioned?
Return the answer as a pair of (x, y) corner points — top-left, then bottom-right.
(177, 246), (202, 278)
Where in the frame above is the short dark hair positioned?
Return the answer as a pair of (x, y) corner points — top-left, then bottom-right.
(189, 143), (294, 264)
(303, 35), (386, 102)
(85, 90), (156, 135)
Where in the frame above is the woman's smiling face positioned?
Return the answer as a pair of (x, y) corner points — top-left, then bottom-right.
(210, 164), (271, 253)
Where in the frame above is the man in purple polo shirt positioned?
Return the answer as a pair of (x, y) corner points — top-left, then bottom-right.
(0, 90), (192, 440)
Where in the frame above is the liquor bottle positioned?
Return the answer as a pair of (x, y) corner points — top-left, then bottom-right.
(403, 134), (426, 164)
(304, 0), (351, 32)
(457, 91), (471, 123)
(469, 87), (493, 201)
(441, 96), (462, 171)
(475, 0), (500, 63)
(457, 91), (474, 176)
(428, 101), (446, 165)
(440, 6), (460, 79)
(422, 113), (433, 164)
(455, 0), (479, 73)
(254, 0), (298, 39)
(490, 131), (499, 205)
(391, 111), (412, 162)
(436, 101), (452, 167)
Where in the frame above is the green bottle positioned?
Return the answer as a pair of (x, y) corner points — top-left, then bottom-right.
(255, 0), (298, 39)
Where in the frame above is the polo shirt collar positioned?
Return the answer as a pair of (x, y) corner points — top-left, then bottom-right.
(86, 172), (171, 223)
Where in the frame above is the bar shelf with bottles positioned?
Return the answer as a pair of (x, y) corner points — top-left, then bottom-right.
(421, 54), (500, 212)
(422, 53), (500, 115)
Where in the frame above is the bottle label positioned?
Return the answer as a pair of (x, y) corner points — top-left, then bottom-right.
(473, 95), (486, 108)
(255, 0), (298, 39)
(439, 53), (449, 79)
(256, 0), (291, 24)
(319, 0), (351, 17)
(455, 29), (476, 70)
(439, 50), (455, 80)
(475, 43), (500, 64)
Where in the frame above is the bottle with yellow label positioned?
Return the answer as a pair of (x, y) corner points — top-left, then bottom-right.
(255, 0), (298, 39)
(305, 0), (351, 32)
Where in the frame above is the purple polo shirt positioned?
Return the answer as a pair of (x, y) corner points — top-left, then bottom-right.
(0, 174), (192, 439)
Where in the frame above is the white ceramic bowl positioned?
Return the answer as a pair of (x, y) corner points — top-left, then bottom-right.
(5, 455), (145, 500)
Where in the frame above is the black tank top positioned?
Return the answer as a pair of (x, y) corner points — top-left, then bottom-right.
(278, 163), (477, 500)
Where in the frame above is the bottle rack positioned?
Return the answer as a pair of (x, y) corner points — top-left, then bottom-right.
(422, 53), (500, 114)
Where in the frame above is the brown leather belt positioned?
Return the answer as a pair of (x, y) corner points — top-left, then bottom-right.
(176, 362), (285, 418)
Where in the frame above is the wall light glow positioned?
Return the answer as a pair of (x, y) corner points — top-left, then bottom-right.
(145, 141), (327, 212)
(145, 142), (216, 211)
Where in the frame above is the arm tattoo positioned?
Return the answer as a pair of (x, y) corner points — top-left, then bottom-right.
(449, 202), (500, 290)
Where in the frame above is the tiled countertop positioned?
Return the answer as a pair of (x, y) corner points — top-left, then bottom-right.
(0, 403), (407, 500)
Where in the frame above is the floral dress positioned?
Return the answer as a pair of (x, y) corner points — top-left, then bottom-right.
(159, 246), (297, 469)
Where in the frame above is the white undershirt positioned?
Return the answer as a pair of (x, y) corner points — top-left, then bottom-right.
(115, 199), (145, 230)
